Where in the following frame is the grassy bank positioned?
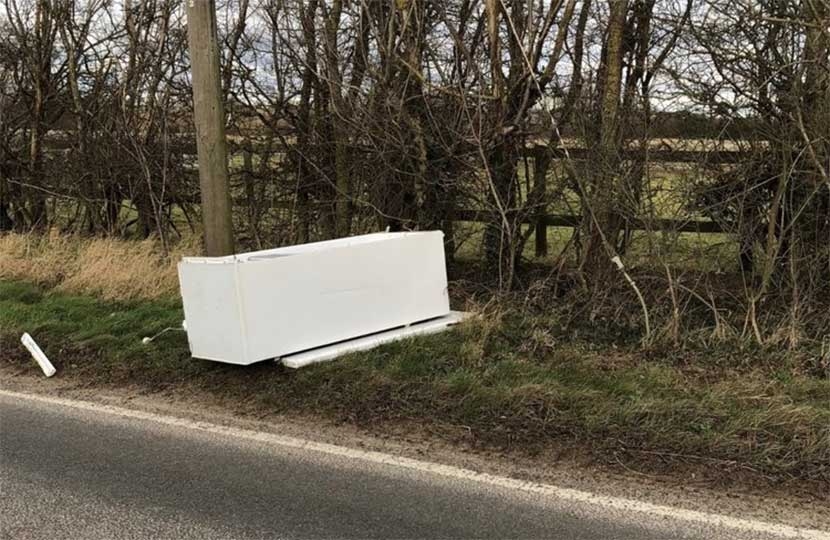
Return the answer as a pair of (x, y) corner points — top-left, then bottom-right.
(1, 279), (828, 493)
(0, 232), (198, 301)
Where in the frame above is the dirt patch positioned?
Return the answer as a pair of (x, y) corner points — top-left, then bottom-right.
(2, 364), (828, 532)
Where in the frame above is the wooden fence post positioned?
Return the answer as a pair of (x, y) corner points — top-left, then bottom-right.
(534, 147), (551, 257)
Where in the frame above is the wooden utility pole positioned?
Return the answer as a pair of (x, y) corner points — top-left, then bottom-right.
(185, 0), (235, 256)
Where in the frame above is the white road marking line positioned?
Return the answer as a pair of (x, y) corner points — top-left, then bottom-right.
(1, 388), (827, 540)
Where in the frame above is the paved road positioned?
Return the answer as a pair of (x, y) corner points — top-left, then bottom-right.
(0, 392), (817, 540)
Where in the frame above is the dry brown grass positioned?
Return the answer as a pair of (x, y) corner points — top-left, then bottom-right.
(0, 231), (199, 301)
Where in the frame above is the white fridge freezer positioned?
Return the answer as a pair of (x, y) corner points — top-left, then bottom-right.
(178, 231), (452, 365)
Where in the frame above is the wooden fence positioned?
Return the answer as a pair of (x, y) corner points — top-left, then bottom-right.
(463, 144), (739, 256)
(42, 133), (744, 254)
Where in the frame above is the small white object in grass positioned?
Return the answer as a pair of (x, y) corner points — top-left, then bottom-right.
(181, 320), (187, 331)
(20, 333), (56, 377)
(141, 337), (152, 345)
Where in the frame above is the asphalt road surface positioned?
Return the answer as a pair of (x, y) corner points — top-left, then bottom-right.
(0, 392), (822, 540)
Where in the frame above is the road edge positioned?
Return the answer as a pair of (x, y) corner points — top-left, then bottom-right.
(2, 388), (827, 540)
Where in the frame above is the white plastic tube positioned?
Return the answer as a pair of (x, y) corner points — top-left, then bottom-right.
(20, 333), (56, 377)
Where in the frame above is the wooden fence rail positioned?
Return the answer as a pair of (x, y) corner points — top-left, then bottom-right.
(452, 209), (724, 234)
(453, 210), (725, 256)
(522, 145), (744, 164)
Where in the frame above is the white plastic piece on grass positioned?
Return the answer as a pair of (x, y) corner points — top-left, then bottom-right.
(20, 333), (56, 377)
(141, 337), (152, 345)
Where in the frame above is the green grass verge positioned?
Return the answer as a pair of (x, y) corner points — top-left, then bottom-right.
(1, 280), (827, 488)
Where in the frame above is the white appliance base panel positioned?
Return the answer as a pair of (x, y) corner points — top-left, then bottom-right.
(279, 311), (468, 369)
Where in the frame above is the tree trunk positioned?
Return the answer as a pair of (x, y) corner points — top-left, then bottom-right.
(581, 0), (628, 284)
